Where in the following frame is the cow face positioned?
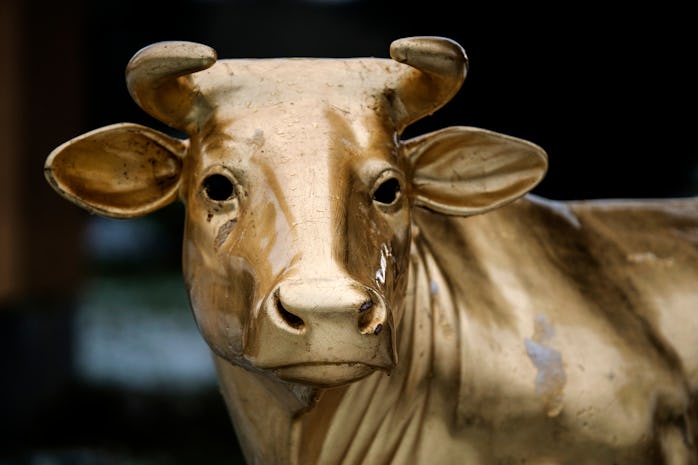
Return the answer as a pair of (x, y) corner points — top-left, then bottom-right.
(44, 37), (547, 387)
(182, 97), (412, 385)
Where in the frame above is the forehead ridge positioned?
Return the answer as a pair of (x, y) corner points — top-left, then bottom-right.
(193, 57), (403, 173)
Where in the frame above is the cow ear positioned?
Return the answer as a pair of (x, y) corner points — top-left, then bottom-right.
(44, 123), (186, 218)
(405, 126), (548, 216)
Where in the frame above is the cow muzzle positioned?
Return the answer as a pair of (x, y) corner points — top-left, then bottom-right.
(245, 278), (396, 386)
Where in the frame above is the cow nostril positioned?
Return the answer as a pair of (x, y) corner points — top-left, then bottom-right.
(358, 299), (384, 334)
(276, 298), (305, 330)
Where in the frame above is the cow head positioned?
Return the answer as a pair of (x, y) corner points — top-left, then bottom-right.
(44, 37), (547, 387)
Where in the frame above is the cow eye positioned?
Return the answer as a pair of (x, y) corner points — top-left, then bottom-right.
(373, 178), (401, 205)
(202, 174), (235, 201)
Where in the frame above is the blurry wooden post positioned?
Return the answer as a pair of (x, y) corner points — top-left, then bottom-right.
(0, 0), (85, 443)
(0, 0), (23, 299)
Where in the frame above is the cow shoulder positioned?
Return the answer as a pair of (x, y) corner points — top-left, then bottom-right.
(411, 196), (693, 460)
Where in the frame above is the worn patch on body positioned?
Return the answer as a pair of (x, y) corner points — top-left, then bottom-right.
(525, 314), (566, 417)
(626, 251), (674, 266)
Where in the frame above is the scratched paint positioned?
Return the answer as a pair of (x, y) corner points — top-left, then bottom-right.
(214, 219), (237, 251)
(249, 129), (265, 149)
(524, 313), (566, 417)
(375, 243), (391, 285)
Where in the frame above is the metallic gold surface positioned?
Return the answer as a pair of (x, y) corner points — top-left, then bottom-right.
(45, 37), (698, 464)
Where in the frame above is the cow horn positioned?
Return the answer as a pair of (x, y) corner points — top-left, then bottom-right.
(390, 36), (468, 132)
(126, 41), (217, 133)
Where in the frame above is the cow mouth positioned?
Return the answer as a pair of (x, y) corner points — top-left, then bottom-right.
(272, 361), (386, 386)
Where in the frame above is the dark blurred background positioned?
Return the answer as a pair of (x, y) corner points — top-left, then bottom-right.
(1, 1), (695, 464)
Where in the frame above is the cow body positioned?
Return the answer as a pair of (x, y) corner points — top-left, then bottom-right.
(44, 37), (698, 464)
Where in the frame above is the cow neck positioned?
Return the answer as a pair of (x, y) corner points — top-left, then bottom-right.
(289, 216), (463, 465)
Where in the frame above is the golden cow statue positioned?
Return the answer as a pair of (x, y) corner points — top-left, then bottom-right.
(44, 37), (698, 464)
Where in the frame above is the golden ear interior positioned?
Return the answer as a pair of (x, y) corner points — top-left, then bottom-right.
(45, 124), (184, 218)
